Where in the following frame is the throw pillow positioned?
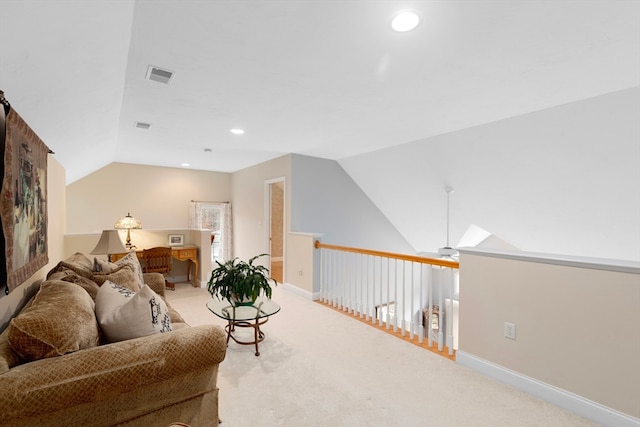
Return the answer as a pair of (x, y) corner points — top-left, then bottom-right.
(63, 252), (95, 273)
(0, 328), (21, 374)
(92, 264), (140, 292)
(7, 281), (100, 362)
(93, 257), (115, 273)
(48, 269), (101, 300)
(94, 251), (145, 288)
(95, 282), (172, 343)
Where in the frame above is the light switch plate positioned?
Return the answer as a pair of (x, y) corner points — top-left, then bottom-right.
(504, 322), (516, 340)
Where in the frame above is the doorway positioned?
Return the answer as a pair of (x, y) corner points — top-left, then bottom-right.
(266, 178), (285, 283)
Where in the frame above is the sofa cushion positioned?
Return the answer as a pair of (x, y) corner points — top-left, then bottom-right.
(47, 259), (94, 282)
(92, 264), (140, 292)
(95, 282), (172, 343)
(7, 281), (100, 362)
(0, 328), (20, 374)
(94, 251), (145, 288)
(48, 269), (101, 300)
(64, 252), (95, 273)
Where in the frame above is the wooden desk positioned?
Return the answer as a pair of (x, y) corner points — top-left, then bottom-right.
(112, 246), (199, 287)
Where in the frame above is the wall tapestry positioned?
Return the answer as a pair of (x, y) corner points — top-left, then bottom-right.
(1, 99), (50, 294)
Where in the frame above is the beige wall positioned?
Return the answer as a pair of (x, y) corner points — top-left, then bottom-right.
(285, 233), (318, 294)
(65, 162), (232, 283)
(66, 162), (231, 233)
(231, 155), (290, 263)
(0, 157), (66, 331)
(458, 249), (640, 417)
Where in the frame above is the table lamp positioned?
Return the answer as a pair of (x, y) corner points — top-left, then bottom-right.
(114, 212), (142, 250)
(91, 230), (127, 261)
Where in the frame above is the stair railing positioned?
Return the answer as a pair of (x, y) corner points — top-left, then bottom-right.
(315, 240), (460, 356)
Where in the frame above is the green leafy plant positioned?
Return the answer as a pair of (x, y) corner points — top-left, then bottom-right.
(207, 254), (277, 305)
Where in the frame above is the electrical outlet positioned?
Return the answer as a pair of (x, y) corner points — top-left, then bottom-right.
(504, 322), (516, 340)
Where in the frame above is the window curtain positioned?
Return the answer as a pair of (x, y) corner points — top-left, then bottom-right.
(220, 203), (232, 261)
(189, 201), (232, 261)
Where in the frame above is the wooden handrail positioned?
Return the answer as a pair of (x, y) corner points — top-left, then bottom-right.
(314, 240), (459, 269)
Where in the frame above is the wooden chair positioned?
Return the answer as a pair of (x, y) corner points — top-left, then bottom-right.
(142, 246), (175, 290)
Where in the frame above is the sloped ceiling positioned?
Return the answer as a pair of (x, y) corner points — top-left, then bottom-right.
(1, 0), (638, 184)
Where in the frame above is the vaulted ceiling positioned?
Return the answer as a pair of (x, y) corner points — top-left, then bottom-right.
(1, 1), (638, 184)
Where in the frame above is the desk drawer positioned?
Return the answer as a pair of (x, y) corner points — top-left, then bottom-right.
(174, 248), (197, 259)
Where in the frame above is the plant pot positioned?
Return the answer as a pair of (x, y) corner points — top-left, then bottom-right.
(231, 294), (256, 307)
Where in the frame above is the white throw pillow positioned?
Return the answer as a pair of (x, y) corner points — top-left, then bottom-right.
(95, 281), (172, 342)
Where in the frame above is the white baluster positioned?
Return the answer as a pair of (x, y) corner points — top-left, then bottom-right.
(427, 266), (433, 348)
(359, 253), (363, 317)
(448, 267), (454, 356)
(400, 260), (407, 336)
(334, 251), (339, 308)
(438, 267), (444, 352)
(378, 256), (383, 326)
(418, 264), (424, 344)
(409, 261), (415, 340)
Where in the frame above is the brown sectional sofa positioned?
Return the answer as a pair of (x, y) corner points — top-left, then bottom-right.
(0, 253), (226, 427)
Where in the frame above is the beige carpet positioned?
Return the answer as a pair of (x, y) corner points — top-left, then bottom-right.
(166, 282), (599, 427)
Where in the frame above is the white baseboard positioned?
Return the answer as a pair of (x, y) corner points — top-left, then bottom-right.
(456, 351), (640, 427)
(281, 282), (321, 300)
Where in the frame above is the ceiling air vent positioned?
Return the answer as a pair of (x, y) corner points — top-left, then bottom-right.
(134, 121), (152, 130)
(146, 65), (174, 84)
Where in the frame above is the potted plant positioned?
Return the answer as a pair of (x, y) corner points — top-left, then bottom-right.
(207, 254), (277, 306)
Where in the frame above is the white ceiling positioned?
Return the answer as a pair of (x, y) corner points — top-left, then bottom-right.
(1, 0), (638, 184)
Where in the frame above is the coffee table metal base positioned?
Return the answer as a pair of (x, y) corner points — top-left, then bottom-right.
(225, 317), (269, 356)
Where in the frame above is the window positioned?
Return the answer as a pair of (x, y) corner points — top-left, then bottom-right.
(189, 201), (232, 262)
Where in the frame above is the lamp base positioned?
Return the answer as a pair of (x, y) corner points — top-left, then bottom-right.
(124, 230), (136, 251)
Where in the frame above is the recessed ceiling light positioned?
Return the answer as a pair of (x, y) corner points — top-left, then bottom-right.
(391, 10), (421, 32)
(181, 163), (190, 167)
(230, 128), (245, 135)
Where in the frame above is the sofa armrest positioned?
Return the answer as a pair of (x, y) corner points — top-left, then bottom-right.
(1, 325), (227, 423)
(143, 272), (166, 297)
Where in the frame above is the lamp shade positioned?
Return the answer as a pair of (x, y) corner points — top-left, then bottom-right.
(91, 230), (127, 255)
(114, 212), (142, 230)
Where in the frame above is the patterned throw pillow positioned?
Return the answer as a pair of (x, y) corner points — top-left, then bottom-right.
(95, 281), (172, 343)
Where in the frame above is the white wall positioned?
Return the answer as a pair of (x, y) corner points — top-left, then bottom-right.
(231, 154), (415, 293)
(291, 154), (413, 253)
(339, 87), (640, 261)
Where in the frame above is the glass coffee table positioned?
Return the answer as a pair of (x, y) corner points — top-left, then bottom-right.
(206, 297), (281, 356)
